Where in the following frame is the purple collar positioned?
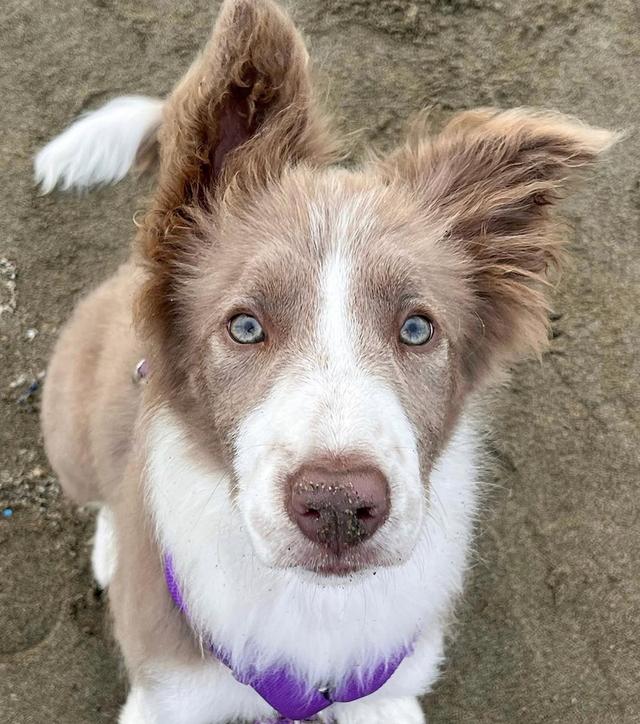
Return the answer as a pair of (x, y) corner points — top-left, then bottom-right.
(163, 555), (412, 722)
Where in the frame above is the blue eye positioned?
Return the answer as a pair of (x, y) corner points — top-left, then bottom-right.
(228, 314), (265, 344)
(399, 315), (434, 346)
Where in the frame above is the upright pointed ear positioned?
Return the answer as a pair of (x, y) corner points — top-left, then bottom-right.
(139, 0), (338, 342)
(379, 108), (617, 381)
(156, 0), (336, 213)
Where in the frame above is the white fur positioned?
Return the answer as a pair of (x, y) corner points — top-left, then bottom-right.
(120, 665), (276, 724)
(144, 407), (479, 718)
(119, 687), (148, 724)
(91, 506), (117, 589)
(330, 696), (426, 724)
(34, 96), (163, 193)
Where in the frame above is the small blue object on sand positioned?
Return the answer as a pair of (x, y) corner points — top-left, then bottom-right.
(2, 507), (13, 518)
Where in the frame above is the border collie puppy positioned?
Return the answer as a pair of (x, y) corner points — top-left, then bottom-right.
(36, 1), (614, 722)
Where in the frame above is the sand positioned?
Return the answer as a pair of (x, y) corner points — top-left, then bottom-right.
(1, 1), (639, 722)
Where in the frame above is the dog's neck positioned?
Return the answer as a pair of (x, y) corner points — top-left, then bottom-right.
(144, 405), (480, 688)
(163, 553), (413, 720)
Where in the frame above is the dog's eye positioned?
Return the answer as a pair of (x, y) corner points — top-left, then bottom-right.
(228, 314), (265, 344)
(399, 315), (434, 346)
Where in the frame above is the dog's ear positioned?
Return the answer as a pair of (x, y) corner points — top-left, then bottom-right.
(139, 0), (337, 345)
(155, 0), (335, 213)
(379, 108), (616, 381)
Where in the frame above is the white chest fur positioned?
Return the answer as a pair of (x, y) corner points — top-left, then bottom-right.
(144, 408), (481, 693)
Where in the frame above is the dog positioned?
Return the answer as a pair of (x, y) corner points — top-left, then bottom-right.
(35, 0), (615, 722)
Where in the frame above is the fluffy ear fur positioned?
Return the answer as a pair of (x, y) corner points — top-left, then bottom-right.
(138, 0), (338, 344)
(378, 108), (617, 381)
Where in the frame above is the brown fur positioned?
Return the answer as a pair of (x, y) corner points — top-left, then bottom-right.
(42, 264), (142, 504)
(42, 263), (199, 675)
(137, 0), (341, 369)
(377, 108), (617, 381)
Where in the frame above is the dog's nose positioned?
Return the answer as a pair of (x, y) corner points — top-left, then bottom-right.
(287, 462), (390, 557)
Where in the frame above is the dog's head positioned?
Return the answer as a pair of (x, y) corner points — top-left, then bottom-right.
(138, 0), (614, 576)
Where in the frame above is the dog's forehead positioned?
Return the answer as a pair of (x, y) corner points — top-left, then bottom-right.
(212, 168), (467, 335)
(219, 169), (443, 291)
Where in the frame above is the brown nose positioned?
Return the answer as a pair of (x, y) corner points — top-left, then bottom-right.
(287, 461), (390, 557)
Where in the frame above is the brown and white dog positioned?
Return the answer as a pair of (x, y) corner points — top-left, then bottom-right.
(35, 1), (615, 722)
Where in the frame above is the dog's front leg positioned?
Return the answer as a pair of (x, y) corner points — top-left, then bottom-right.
(119, 687), (151, 724)
(326, 696), (426, 724)
(117, 666), (279, 724)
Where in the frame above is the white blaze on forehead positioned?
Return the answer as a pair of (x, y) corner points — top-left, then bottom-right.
(307, 187), (393, 453)
(320, 248), (356, 368)
(314, 239), (364, 455)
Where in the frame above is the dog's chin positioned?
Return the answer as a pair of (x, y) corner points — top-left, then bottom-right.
(295, 559), (389, 580)
(269, 544), (411, 583)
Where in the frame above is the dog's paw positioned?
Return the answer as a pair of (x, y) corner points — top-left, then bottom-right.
(91, 506), (117, 589)
(327, 696), (426, 724)
(119, 687), (152, 724)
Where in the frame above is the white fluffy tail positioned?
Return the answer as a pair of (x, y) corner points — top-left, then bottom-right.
(34, 95), (164, 193)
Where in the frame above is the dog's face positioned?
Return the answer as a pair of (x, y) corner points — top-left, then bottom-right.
(179, 171), (474, 574)
(138, 0), (613, 576)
